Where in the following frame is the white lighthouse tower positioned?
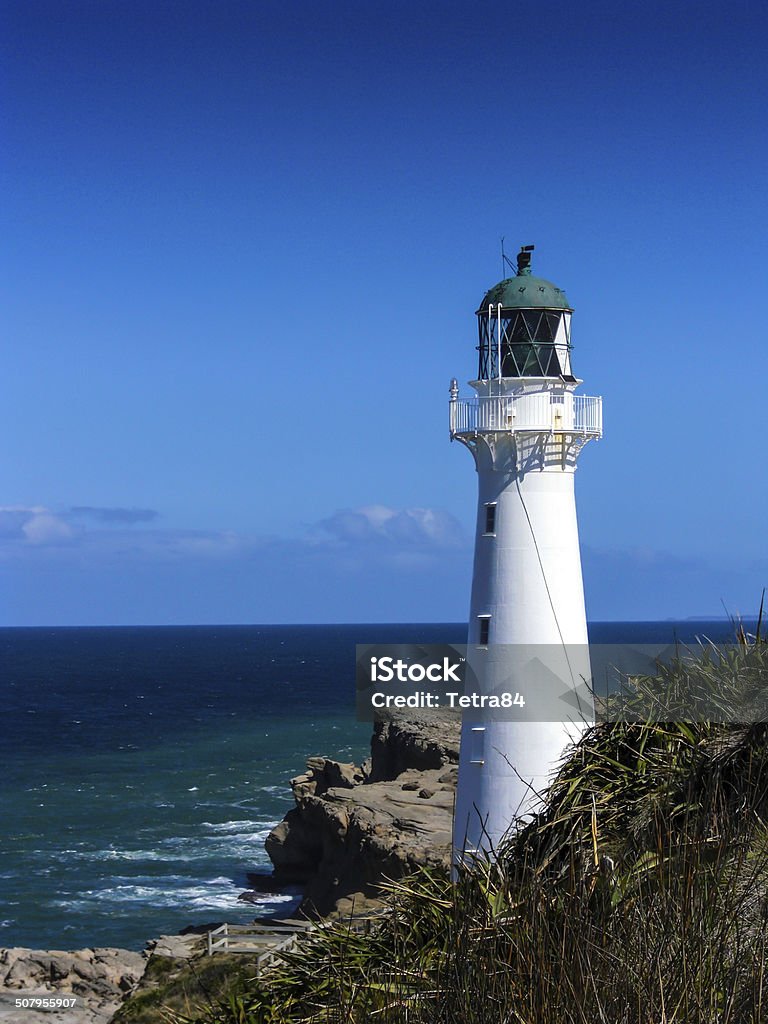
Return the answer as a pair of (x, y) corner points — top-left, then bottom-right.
(450, 245), (602, 860)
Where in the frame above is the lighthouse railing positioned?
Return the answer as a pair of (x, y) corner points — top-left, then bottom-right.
(573, 394), (602, 435)
(450, 394), (602, 437)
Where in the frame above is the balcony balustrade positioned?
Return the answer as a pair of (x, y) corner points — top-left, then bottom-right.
(449, 393), (602, 438)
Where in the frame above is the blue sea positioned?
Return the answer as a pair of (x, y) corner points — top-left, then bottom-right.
(0, 621), (755, 951)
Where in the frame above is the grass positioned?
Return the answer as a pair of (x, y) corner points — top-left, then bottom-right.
(169, 623), (768, 1023)
(110, 953), (269, 1024)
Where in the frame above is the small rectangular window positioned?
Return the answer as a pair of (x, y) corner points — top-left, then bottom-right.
(484, 503), (496, 534)
(478, 616), (490, 646)
(470, 727), (485, 764)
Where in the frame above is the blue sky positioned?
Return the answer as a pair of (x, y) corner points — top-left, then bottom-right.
(2, 0), (766, 625)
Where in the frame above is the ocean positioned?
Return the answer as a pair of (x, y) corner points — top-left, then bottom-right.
(0, 620), (754, 951)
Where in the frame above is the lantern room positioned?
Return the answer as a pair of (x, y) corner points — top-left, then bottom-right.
(476, 246), (575, 382)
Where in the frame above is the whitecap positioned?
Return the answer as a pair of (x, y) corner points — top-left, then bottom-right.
(54, 876), (258, 912)
(199, 820), (275, 834)
(64, 848), (175, 862)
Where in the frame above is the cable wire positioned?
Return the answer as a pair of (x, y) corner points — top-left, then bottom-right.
(514, 471), (578, 690)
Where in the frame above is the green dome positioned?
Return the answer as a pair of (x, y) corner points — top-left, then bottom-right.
(477, 273), (571, 313)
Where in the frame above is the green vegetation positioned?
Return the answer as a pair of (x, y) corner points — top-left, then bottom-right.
(177, 629), (768, 1023)
(111, 953), (269, 1024)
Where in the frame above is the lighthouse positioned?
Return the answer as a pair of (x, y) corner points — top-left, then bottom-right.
(450, 245), (602, 861)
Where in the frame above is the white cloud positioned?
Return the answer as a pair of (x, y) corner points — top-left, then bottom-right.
(0, 501), (469, 580)
(0, 506), (74, 546)
(314, 505), (466, 549)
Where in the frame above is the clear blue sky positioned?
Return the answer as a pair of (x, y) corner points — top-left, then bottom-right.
(2, 0), (766, 625)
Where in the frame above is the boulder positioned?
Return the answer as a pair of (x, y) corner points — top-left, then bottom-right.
(0, 946), (147, 1024)
(369, 710), (461, 782)
(265, 711), (461, 916)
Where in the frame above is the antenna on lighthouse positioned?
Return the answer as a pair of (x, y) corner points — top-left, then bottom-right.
(500, 237), (517, 277)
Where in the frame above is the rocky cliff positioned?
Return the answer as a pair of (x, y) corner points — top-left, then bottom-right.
(0, 946), (147, 1024)
(264, 710), (461, 916)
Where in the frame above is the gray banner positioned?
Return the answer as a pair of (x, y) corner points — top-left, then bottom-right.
(355, 643), (767, 723)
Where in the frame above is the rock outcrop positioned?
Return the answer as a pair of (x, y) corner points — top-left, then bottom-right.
(265, 710), (461, 916)
(0, 946), (147, 1024)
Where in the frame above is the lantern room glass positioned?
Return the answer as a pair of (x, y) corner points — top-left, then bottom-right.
(477, 309), (573, 380)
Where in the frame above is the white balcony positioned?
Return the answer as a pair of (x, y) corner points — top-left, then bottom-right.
(450, 393), (602, 438)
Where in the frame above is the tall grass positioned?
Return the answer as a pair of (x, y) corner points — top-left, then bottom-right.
(182, 632), (768, 1024)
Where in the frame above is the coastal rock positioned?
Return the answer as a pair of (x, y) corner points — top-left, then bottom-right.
(369, 710), (461, 782)
(0, 946), (147, 1024)
(290, 758), (365, 800)
(265, 710), (461, 916)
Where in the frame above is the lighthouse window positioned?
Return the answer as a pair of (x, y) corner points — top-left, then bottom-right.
(470, 727), (485, 764)
(478, 616), (491, 646)
(484, 503), (496, 535)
